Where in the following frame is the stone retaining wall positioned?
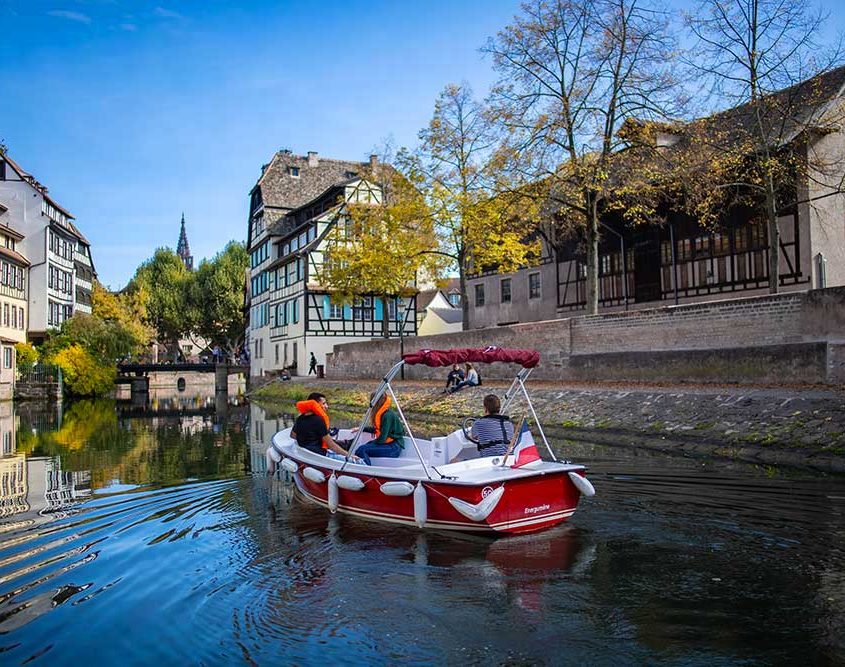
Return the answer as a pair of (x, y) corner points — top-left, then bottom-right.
(326, 287), (845, 384)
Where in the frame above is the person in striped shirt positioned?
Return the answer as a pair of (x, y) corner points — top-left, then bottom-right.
(469, 394), (514, 457)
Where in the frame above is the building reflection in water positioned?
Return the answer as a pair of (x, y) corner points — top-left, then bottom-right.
(0, 396), (92, 524)
(0, 453), (92, 525)
(247, 403), (294, 473)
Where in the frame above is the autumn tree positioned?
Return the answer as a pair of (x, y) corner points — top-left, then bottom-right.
(683, 0), (844, 293)
(318, 167), (438, 337)
(406, 83), (542, 328)
(186, 241), (248, 356)
(484, 0), (679, 313)
(92, 281), (153, 357)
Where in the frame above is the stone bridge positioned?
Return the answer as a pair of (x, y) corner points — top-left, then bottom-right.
(116, 363), (250, 398)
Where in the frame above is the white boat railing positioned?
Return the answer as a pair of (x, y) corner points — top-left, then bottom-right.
(342, 356), (556, 476)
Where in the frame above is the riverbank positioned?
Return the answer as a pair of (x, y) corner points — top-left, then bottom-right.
(250, 378), (845, 473)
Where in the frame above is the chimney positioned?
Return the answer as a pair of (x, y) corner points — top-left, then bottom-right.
(307, 151), (319, 167)
(369, 154), (378, 170)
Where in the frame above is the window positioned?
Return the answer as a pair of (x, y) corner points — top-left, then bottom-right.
(289, 166), (300, 177)
(275, 344), (279, 364)
(0, 160), (5, 180)
(529, 272), (541, 299)
(352, 296), (373, 320)
(448, 291), (461, 307)
(3, 303), (8, 327)
(328, 301), (343, 319)
(500, 278), (511, 304)
(11, 307), (16, 329)
(475, 284), (485, 307)
(3, 347), (11, 369)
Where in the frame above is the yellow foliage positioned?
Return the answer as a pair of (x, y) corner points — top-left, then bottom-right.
(51, 344), (116, 397)
(14, 342), (38, 371)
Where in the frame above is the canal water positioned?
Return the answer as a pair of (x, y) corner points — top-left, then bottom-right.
(0, 398), (842, 665)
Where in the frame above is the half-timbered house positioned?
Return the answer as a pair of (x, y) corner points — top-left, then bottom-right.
(467, 66), (845, 327)
(245, 151), (416, 377)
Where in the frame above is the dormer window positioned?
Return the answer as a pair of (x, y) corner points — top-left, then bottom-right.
(289, 166), (300, 178)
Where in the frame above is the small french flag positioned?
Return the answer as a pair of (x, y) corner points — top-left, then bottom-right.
(511, 421), (542, 468)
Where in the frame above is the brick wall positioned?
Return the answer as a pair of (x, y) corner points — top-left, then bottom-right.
(326, 287), (845, 384)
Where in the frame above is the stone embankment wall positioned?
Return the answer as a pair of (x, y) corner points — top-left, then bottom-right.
(327, 287), (845, 385)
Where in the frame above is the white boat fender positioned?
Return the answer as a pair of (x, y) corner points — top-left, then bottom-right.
(268, 447), (282, 463)
(337, 475), (365, 491)
(302, 466), (326, 484)
(280, 458), (298, 474)
(413, 482), (427, 528)
(380, 481), (415, 497)
(449, 486), (505, 522)
(328, 474), (339, 513)
(568, 471), (596, 497)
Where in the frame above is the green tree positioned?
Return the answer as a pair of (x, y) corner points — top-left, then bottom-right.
(92, 281), (153, 357)
(41, 314), (139, 363)
(129, 248), (192, 348)
(186, 241), (248, 356)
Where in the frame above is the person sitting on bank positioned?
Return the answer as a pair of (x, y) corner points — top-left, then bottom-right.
(469, 394), (514, 457)
(291, 392), (350, 458)
(354, 394), (405, 466)
(444, 364), (464, 392)
(449, 363), (480, 393)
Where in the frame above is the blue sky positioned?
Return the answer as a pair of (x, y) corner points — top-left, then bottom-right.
(1, 0), (843, 289)
(0, 0), (519, 288)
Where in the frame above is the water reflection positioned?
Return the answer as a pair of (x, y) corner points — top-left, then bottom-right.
(0, 399), (841, 664)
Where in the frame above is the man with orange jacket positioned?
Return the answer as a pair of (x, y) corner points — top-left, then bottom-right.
(291, 392), (350, 457)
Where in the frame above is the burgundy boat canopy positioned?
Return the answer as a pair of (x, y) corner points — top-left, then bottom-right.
(402, 346), (540, 369)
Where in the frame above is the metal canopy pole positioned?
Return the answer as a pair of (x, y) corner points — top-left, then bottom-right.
(517, 376), (557, 461)
(500, 368), (532, 415)
(386, 383), (434, 480)
(343, 361), (405, 470)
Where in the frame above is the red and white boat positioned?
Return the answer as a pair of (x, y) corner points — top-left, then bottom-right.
(266, 347), (595, 534)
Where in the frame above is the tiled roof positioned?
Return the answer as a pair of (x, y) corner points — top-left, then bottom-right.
(0, 224), (24, 241)
(429, 307), (463, 324)
(0, 150), (75, 219)
(253, 151), (375, 214)
(0, 245), (30, 267)
(681, 64), (845, 148)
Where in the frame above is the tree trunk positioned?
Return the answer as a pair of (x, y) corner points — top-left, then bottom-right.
(585, 194), (600, 315)
(765, 178), (780, 294)
(381, 296), (390, 338)
(459, 254), (469, 330)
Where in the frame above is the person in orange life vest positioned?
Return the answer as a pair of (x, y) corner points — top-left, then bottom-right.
(291, 392), (350, 457)
(354, 393), (405, 466)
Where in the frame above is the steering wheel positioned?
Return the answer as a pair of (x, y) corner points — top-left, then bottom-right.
(462, 416), (480, 444)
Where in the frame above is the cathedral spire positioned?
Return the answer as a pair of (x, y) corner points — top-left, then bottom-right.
(177, 212), (194, 271)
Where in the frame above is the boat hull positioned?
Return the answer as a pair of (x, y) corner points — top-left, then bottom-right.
(284, 452), (584, 535)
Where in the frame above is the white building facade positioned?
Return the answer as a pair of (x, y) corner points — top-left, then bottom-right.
(0, 150), (95, 344)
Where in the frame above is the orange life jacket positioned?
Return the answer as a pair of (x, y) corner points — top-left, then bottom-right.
(296, 399), (330, 449)
(373, 396), (393, 443)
